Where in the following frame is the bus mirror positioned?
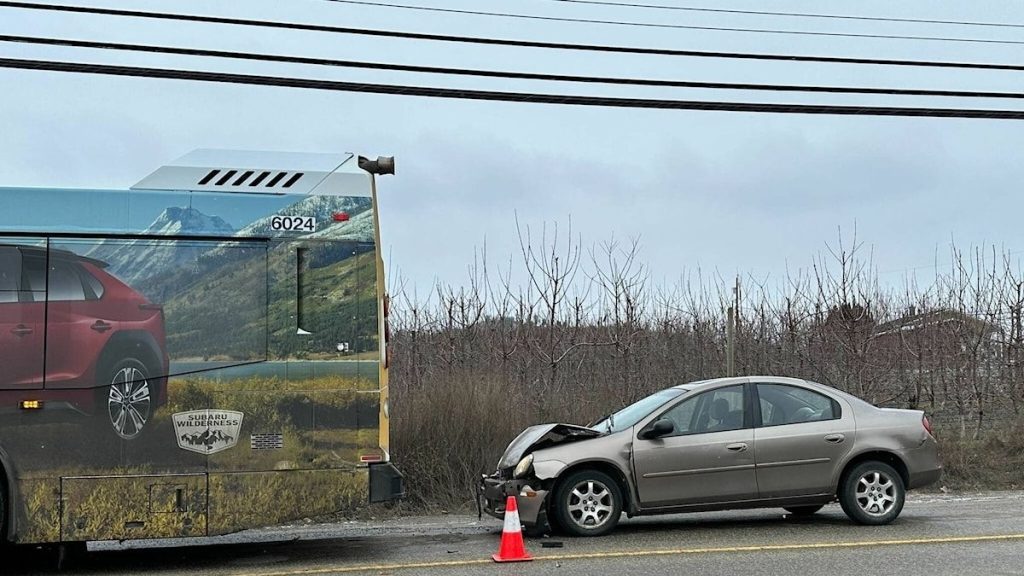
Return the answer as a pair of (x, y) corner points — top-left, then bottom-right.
(358, 156), (395, 176)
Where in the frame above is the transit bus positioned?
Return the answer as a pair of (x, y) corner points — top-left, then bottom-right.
(0, 150), (402, 546)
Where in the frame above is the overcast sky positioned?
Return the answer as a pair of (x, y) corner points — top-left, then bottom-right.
(2, 0), (1023, 296)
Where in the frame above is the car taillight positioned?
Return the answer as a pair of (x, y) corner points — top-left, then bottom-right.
(922, 415), (933, 436)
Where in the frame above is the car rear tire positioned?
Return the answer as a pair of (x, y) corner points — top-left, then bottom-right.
(784, 505), (824, 517)
(553, 470), (623, 537)
(839, 461), (905, 525)
(98, 358), (155, 440)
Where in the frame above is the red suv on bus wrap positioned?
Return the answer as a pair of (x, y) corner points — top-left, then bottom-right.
(0, 244), (169, 440)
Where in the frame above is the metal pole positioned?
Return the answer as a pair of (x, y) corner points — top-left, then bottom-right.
(726, 305), (735, 377)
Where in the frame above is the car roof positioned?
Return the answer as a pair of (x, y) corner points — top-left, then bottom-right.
(668, 376), (873, 409)
(670, 375), (813, 392)
(0, 244), (110, 269)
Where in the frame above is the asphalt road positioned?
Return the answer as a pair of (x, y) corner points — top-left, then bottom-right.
(8, 491), (1024, 576)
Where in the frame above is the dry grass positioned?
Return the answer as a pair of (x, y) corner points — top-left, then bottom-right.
(935, 422), (1024, 491)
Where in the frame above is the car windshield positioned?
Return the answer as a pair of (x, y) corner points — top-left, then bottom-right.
(591, 388), (686, 434)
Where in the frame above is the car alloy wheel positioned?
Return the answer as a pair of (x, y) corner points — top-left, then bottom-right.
(567, 480), (614, 529)
(839, 461), (905, 525)
(855, 471), (897, 516)
(554, 469), (623, 536)
(106, 360), (152, 440)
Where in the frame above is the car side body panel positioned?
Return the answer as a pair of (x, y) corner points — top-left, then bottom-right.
(901, 441), (944, 489)
(633, 427), (757, 508)
(832, 407), (942, 490)
(43, 262), (165, 391)
(531, 434), (639, 513)
(752, 389), (857, 499)
(0, 300), (44, 390)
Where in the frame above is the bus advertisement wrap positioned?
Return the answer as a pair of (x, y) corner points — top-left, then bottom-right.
(0, 150), (401, 544)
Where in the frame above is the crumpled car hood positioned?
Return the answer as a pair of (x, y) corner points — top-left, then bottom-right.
(497, 423), (604, 470)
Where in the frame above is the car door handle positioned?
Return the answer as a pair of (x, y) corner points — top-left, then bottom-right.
(90, 320), (112, 333)
(10, 324), (32, 336)
(824, 434), (845, 444)
(725, 443), (748, 452)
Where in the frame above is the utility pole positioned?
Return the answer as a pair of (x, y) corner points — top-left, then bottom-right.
(726, 276), (740, 377)
(735, 275), (741, 340)
(1013, 283), (1022, 413)
(726, 305), (735, 376)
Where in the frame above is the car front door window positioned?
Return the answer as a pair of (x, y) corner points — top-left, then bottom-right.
(660, 385), (745, 436)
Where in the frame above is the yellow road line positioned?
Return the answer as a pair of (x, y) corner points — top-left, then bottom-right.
(242, 533), (1024, 576)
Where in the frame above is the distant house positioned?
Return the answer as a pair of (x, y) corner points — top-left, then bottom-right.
(875, 308), (999, 340)
(873, 308), (1002, 368)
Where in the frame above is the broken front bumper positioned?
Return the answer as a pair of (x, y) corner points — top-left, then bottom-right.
(478, 475), (550, 529)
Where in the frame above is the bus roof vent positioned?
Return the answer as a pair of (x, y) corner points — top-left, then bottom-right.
(131, 149), (355, 195)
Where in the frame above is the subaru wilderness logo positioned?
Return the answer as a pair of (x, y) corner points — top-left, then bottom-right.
(172, 410), (244, 454)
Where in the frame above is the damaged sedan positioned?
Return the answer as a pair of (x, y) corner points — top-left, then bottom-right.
(480, 376), (942, 536)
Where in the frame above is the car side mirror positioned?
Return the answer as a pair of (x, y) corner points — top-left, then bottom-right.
(639, 418), (674, 440)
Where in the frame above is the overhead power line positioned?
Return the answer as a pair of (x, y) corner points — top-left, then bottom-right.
(4, 56), (1024, 119)
(321, 0), (1024, 45)
(4, 34), (1024, 101)
(3, 2), (1024, 72)
(545, 0), (1024, 30)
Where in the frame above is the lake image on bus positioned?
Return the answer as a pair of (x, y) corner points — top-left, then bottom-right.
(0, 150), (402, 545)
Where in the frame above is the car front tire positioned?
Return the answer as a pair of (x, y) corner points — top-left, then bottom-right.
(553, 469), (623, 537)
(839, 461), (906, 525)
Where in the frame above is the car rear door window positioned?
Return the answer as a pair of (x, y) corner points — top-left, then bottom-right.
(756, 384), (840, 426)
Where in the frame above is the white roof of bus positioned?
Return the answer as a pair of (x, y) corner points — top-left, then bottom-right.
(131, 149), (371, 197)
(158, 149), (356, 172)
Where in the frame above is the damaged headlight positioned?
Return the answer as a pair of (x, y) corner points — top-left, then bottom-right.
(513, 454), (534, 479)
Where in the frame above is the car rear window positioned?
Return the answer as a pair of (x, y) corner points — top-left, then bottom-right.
(80, 267), (105, 299)
(48, 260), (86, 301)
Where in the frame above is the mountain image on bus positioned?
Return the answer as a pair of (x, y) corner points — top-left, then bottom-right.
(0, 150), (402, 545)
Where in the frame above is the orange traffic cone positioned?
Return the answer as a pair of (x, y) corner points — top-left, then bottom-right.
(492, 495), (533, 563)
